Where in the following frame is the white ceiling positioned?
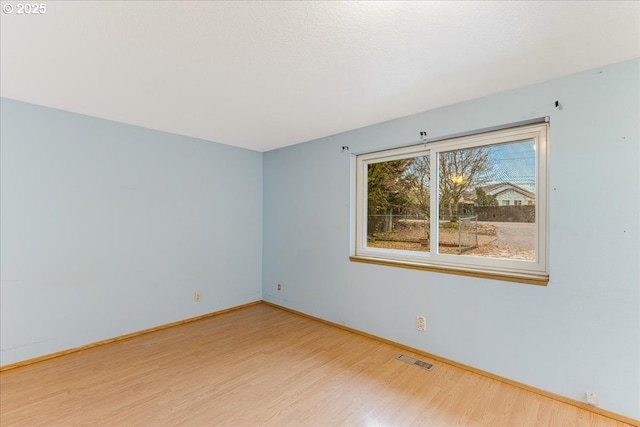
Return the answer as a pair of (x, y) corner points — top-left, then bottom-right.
(1, 1), (639, 152)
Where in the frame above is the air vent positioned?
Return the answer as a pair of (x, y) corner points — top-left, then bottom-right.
(395, 353), (434, 371)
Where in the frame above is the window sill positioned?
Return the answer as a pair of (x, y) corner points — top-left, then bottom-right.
(349, 256), (549, 286)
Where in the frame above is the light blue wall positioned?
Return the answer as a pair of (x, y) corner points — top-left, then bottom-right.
(263, 58), (640, 419)
(0, 98), (263, 366)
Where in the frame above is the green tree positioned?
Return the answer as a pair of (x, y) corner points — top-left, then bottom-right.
(367, 159), (414, 234)
(475, 187), (498, 206)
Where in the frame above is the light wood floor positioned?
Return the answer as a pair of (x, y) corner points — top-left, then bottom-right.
(0, 304), (633, 426)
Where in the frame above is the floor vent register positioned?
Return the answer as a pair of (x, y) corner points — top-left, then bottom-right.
(395, 353), (435, 371)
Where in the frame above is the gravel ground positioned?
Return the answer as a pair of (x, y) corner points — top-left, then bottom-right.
(369, 221), (535, 260)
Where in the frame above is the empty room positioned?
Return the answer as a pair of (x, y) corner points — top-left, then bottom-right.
(1, 1), (639, 426)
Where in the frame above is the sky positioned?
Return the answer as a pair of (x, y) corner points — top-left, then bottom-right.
(482, 140), (536, 191)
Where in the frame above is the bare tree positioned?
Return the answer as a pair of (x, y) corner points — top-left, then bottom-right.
(404, 156), (430, 217)
(366, 149), (491, 238)
(438, 147), (491, 219)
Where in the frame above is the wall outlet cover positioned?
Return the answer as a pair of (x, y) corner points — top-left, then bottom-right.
(586, 392), (598, 406)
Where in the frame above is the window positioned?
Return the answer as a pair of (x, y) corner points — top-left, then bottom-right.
(353, 122), (548, 284)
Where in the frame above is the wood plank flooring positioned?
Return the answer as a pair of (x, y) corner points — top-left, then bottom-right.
(0, 303), (633, 426)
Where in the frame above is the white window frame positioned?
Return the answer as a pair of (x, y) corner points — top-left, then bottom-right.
(354, 123), (549, 283)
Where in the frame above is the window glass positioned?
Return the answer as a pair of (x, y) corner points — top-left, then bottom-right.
(355, 122), (548, 281)
(367, 156), (430, 253)
(436, 140), (536, 260)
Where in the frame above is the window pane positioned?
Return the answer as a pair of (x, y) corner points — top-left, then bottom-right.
(367, 156), (430, 252)
(437, 140), (536, 260)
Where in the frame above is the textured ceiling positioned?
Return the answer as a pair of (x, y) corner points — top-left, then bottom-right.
(1, 1), (639, 152)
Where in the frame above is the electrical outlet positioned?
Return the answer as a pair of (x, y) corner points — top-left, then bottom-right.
(416, 315), (426, 331)
(194, 291), (201, 302)
(277, 283), (281, 291)
(585, 392), (598, 406)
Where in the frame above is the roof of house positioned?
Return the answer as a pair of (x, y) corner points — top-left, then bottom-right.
(462, 182), (535, 202)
